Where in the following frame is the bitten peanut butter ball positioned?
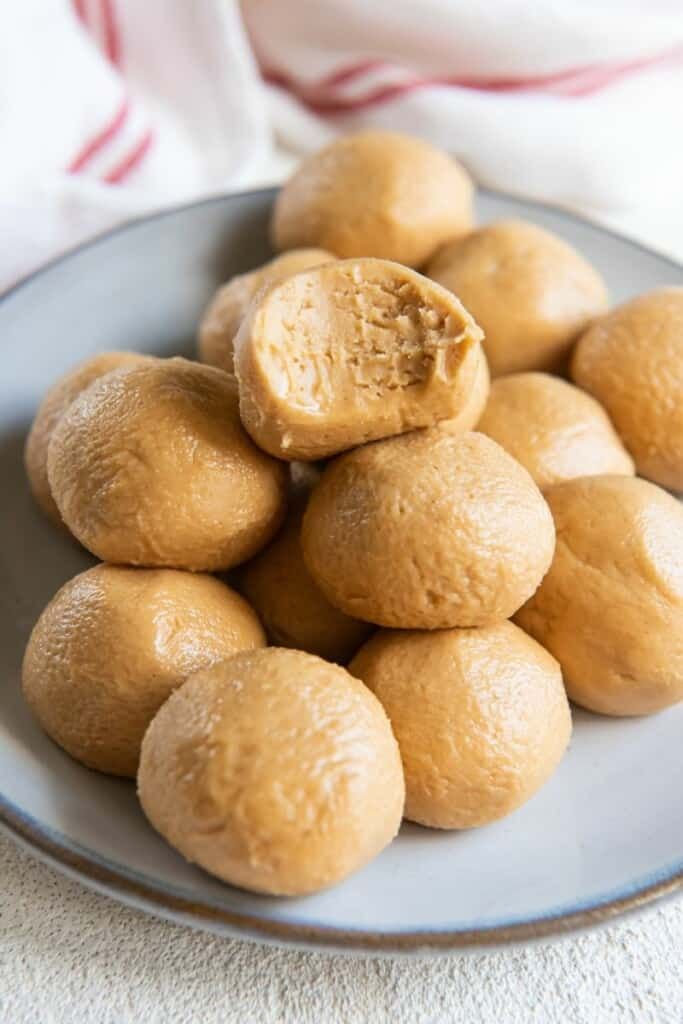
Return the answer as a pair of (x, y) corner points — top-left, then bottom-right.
(427, 219), (608, 376)
(240, 488), (372, 664)
(272, 131), (473, 267)
(478, 372), (634, 490)
(516, 476), (683, 716)
(302, 430), (555, 629)
(571, 287), (683, 491)
(351, 622), (571, 829)
(47, 358), (287, 571)
(197, 248), (334, 374)
(22, 564), (265, 777)
(138, 648), (405, 896)
(234, 258), (483, 460)
(25, 351), (153, 525)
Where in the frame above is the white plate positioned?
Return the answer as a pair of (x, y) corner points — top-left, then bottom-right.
(1, 189), (682, 954)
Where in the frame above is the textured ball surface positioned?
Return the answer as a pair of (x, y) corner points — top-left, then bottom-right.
(22, 564), (266, 777)
(272, 131), (473, 267)
(302, 430), (555, 629)
(48, 358), (287, 570)
(571, 287), (683, 491)
(516, 475), (683, 716)
(25, 351), (153, 525)
(478, 371), (634, 489)
(138, 648), (405, 895)
(427, 219), (607, 376)
(351, 621), (571, 828)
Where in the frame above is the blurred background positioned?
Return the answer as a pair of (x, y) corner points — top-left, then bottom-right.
(2, 0), (682, 290)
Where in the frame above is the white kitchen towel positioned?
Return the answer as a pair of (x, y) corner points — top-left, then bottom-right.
(2, 0), (683, 292)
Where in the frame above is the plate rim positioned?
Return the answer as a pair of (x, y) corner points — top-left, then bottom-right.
(2, 186), (682, 953)
(3, 794), (683, 953)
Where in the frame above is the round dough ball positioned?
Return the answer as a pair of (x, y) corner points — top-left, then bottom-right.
(138, 648), (405, 895)
(240, 492), (372, 663)
(234, 257), (483, 460)
(438, 347), (490, 435)
(477, 372), (634, 490)
(272, 131), (474, 267)
(48, 358), (287, 571)
(350, 622), (571, 829)
(571, 287), (683, 491)
(25, 351), (153, 526)
(198, 248), (334, 374)
(22, 563), (265, 777)
(516, 475), (683, 716)
(427, 219), (608, 376)
(302, 430), (555, 629)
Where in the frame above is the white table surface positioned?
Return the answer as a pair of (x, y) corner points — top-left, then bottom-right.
(2, 178), (682, 1023)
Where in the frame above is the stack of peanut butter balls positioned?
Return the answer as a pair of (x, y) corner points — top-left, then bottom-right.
(23, 131), (683, 898)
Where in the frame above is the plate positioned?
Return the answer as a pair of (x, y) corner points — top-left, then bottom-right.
(1, 188), (682, 955)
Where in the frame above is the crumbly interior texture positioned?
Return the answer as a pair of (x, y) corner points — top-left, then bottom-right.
(427, 219), (608, 377)
(515, 475), (683, 716)
(24, 351), (153, 526)
(571, 287), (683, 491)
(137, 649), (405, 896)
(272, 131), (473, 267)
(22, 564), (265, 777)
(235, 258), (483, 460)
(302, 430), (555, 629)
(47, 358), (287, 571)
(350, 622), (571, 829)
(478, 372), (634, 489)
(198, 249), (334, 375)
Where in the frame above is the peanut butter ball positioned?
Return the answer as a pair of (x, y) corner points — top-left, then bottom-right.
(302, 430), (555, 629)
(516, 476), (683, 716)
(25, 351), (153, 526)
(427, 220), (608, 376)
(234, 258), (483, 460)
(272, 131), (473, 267)
(240, 490), (372, 663)
(138, 648), (405, 896)
(350, 622), (571, 829)
(48, 358), (287, 571)
(22, 564), (265, 777)
(478, 372), (634, 490)
(571, 287), (683, 491)
(198, 248), (334, 374)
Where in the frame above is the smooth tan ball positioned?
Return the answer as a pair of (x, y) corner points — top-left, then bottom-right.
(427, 219), (608, 377)
(438, 347), (490, 435)
(272, 131), (473, 268)
(138, 648), (405, 896)
(47, 358), (287, 571)
(302, 430), (555, 629)
(516, 476), (683, 716)
(234, 258), (483, 460)
(25, 351), (153, 526)
(22, 564), (265, 777)
(197, 248), (334, 374)
(350, 622), (571, 829)
(240, 490), (372, 664)
(478, 372), (634, 490)
(571, 287), (683, 491)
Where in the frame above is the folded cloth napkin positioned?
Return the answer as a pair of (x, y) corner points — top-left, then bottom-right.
(2, 0), (682, 292)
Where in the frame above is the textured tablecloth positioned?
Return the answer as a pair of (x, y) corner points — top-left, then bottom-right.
(2, 832), (682, 1023)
